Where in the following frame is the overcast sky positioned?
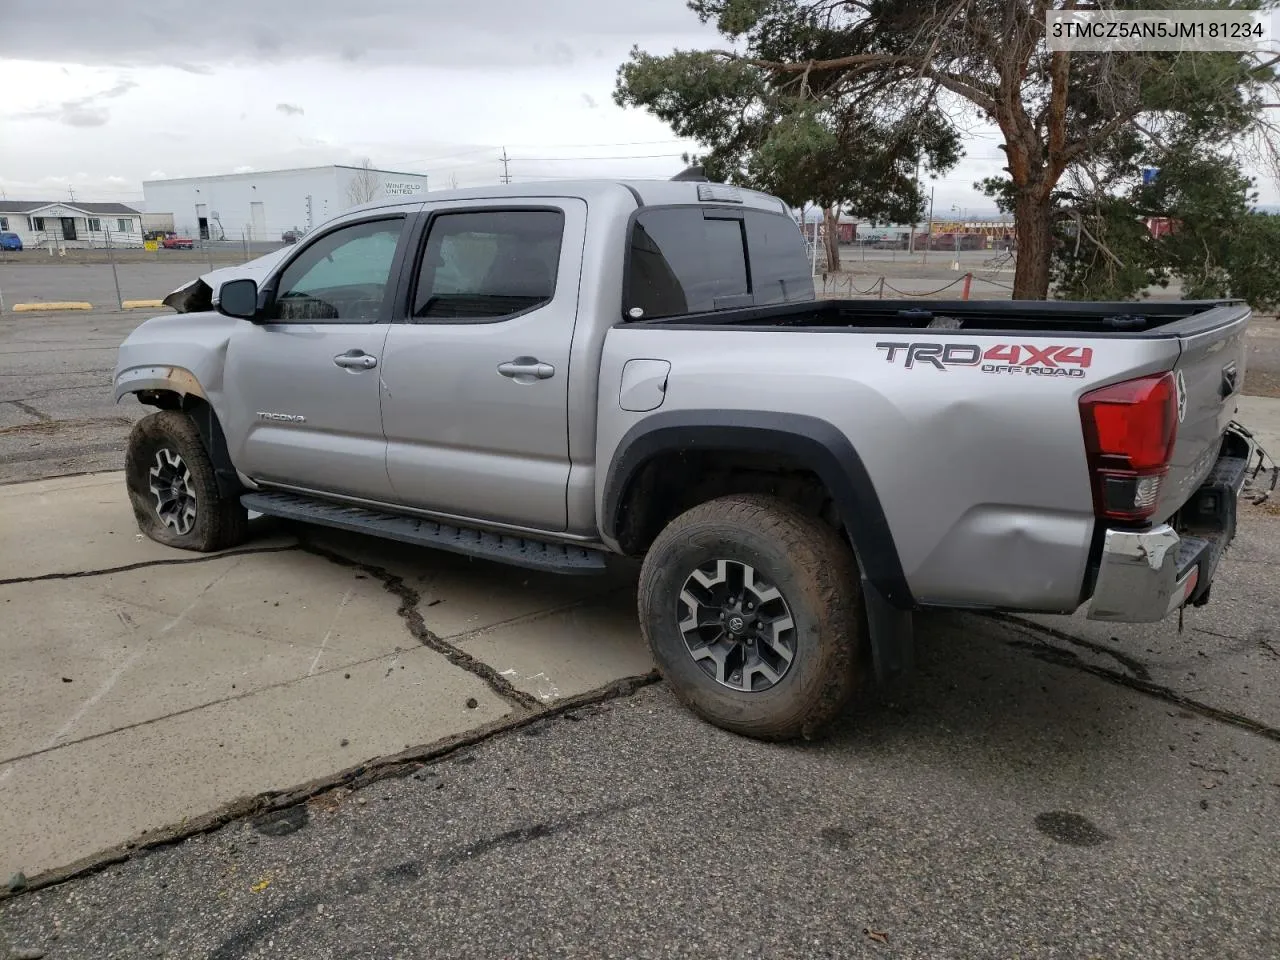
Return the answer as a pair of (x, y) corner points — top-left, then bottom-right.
(5, 0), (1269, 218)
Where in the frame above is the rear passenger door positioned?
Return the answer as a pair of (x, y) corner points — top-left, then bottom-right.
(377, 200), (586, 532)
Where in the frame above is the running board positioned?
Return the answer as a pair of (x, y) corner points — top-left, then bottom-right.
(241, 491), (609, 575)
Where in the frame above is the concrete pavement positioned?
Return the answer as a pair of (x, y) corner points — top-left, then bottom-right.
(0, 473), (650, 882)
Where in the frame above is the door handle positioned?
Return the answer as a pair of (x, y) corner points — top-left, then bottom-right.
(497, 357), (555, 382)
(333, 350), (378, 370)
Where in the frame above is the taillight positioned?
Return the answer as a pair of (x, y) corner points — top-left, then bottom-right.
(1079, 372), (1179, 523)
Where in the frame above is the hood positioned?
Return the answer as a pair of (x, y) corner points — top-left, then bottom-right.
(161, 245), (294, 313)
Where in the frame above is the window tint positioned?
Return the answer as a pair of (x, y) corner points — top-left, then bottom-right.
(625, 206), (816, 320)
(413, 210), (564, 321)
(270, 217), (404, 322)
(625, 208), (752, 320)
(745, 209), (814, 304)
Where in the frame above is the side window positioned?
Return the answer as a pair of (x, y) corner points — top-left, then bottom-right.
(745, 210), (815, 305)
(413, 209), (564, 321)
(625, 208), (751, 320)
(270, 217), (405, 323)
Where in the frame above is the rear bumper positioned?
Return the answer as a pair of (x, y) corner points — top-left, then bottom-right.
(1087, 426), (1253, 623)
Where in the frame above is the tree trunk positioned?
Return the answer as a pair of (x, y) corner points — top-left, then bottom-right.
(1012, 192), (1054, 299)
(822, 206), (842, 273)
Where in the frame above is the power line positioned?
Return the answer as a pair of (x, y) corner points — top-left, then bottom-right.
(512, 152), (686, 162)
(383, 139), (691, 169)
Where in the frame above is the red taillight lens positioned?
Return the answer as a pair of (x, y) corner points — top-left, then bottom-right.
(1079, 372), (1179, 523)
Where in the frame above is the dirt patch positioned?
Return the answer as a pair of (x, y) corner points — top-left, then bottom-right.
(0, 416), (134, 438)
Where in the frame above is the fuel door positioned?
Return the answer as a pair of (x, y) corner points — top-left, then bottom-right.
(619, 359), (671, 413)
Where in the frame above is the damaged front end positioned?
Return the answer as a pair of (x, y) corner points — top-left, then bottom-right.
(160, 246), (293, 314)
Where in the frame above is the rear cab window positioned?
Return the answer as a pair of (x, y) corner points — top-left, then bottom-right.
(624, 205), (813, 320)
(412, 209), (565, 321)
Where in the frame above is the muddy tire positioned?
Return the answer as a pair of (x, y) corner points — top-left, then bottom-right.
(125, 410), (248, 552)
(637, 493), (864, 741)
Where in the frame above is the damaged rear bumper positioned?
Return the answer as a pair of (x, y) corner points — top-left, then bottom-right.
(1087, 425), (1253, 623)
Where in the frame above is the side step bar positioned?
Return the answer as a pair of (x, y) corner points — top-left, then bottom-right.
(241, 491), (609, 575)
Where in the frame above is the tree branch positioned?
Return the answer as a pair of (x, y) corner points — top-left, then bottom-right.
(707, 48), (1001, 117)
(1063, 109), (1140, 164)
(1073, 209), (1125, 267)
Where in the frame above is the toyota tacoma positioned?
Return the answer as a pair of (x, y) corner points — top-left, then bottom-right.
(114, 176), (1256, 740)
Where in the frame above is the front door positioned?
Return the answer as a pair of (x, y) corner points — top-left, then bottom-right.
(61, 218), (77, 241)
(378, 200), (585, 531)
(220, 214), (410, 501)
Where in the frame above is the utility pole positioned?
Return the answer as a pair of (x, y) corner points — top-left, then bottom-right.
(105, 227), (124, 311)
(68, 185), (77, 203)
(500, 148), (511, 185)
(909, 151), (921, 255)
(921, 186), (934, 265)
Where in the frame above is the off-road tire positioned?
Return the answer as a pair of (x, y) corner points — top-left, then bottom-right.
(125, 409), (248, 552)
(638, 493), (864, 741)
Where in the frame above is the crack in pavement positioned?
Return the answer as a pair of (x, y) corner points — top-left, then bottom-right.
(0, 545), (301, 587)
(989, 612), (1154, 680)
(8, 399), (50, 421)
(987, 614), (1280, 744)
(440, 582), (636, 644)
(0, 646), (423, 767)
(0, 671), (661, 900)
(296, 540), (543, 712)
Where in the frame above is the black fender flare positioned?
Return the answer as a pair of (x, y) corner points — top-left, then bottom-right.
(602, 409), (914, 610)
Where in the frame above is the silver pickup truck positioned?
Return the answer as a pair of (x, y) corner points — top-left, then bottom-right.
(114, 176), (1255, 740)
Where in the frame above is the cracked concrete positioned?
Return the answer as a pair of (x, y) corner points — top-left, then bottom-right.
(0, 472), (653, 883)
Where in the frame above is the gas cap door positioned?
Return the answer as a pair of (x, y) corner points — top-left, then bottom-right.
(619, 359), (671, 412)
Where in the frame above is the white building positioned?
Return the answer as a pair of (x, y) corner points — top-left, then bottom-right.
(0, 200), (144, 249)
(141, 165), (430, 244)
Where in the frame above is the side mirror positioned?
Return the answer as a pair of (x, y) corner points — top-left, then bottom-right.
(216, 278), (261, 320)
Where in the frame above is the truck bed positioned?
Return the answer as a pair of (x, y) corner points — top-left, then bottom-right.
(631, 297), (1247, 336)
(602, 293), (1251, 613)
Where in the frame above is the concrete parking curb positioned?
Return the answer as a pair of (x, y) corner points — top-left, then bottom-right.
(11, 302), (93, 312)
(121, 300), (165, 309)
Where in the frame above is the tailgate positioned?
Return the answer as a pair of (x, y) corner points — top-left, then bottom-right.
(1157, 305), (1250, 521)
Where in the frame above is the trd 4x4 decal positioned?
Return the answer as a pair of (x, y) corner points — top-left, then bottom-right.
(875, 342), (1094, 378)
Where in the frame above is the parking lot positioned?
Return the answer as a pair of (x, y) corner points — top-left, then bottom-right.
(4, 265), (1280, 957)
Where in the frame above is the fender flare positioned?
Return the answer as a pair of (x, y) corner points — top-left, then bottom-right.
(602, 409), (914, 609)
(113, 365), (208, 404)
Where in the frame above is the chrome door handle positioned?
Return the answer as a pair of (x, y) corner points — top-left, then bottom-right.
(334, 351), (377, 370)
(497, 357), (555, 382)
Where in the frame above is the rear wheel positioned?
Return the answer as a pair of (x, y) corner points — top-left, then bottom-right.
(637, 493), (864, 740)
(125, 410), (248, 552)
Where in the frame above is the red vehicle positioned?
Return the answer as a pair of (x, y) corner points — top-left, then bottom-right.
(161, 234), (195, 250)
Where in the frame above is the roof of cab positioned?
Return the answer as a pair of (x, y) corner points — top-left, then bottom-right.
(344, 178), (791, 217)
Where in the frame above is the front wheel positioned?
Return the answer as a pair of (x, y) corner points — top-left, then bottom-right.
(125, 410), (248, 552)
(637, 494), (864, 741)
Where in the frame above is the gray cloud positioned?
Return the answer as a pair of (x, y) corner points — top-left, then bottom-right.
(276, 102), (305, 116)
(60, 106), (110, 127)
(581, 93), (598, 109)
(14, 77), (136, 127)
(0, 0), (712, 69)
